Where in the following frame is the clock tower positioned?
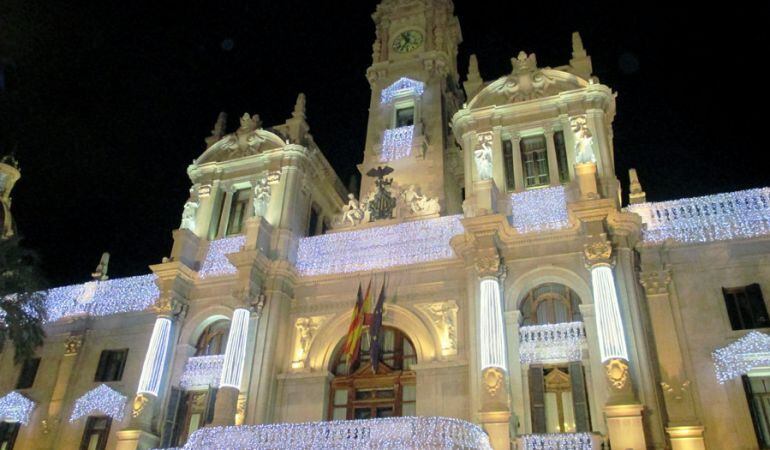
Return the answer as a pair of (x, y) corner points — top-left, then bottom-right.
(357, 0), (464, 217)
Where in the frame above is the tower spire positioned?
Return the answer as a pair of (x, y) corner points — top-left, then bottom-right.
(628, 168), (646, 204)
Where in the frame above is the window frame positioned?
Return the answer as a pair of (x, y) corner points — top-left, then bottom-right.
(723, 284), (769, 331)
(78, 416), (112, 450)
(94, 349), (129, 382)
(0, 421), (20, 450)
(519, 134), (550, 188)
(16, 357), (41, 389)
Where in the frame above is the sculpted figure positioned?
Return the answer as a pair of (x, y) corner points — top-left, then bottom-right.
(253, 178), (271, 217)
(571, 116), (597, 164)
(180, 189), (199, 230)
(341, 193), (365, 226)
(474, 142), (493, 180)
(402, 185), (440, 216)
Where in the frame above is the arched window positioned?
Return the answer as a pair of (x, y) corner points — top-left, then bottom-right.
(328, 326), (417, 421)
(520, 283), (582, 326)
(195, 320), (230, 356)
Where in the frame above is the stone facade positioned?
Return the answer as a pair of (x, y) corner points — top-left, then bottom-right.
(2, 1), (770, 449)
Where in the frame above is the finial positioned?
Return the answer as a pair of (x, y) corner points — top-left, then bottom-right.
(572, 32), (587, 58)
(204, 112), (227, 148)
(467, 54), (481, 82)
(91, 252), (110, 281)
(628, 168), (646, 204)
(293, 93), (306, 119)
(511, 51), (537, 74)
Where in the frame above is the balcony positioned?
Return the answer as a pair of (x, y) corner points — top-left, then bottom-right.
(516, 432), (603, 450)
(179, 355), (224, 389)
(519, 321), (586, 364)
(182, 416), (491, 449)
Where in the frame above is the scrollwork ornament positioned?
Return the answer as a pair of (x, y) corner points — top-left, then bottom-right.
(482, 367), (505, 397)
(64, 335), (83, 355)
(605, 358), (629, 390)
(131, 394), (150, 418)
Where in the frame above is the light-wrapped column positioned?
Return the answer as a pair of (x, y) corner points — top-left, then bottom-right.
(137, 317), (173, 396)
(480, 278), (507, 371)
(220, 308), (250, 389)
(590, 265), (628, 362)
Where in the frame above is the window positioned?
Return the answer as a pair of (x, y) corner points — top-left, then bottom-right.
(520, 284), (582, 326)
(395, 106), (415, 127)
(554, 131), (570, 183)
(0, 422), (20, 450)
(94, 349), (128, 382)
(226, 188), (251, 236)
(168, 387), (217, 447)
(328, 327), (417, 420)
(79, 416), (111, 450)
(16, 357), (40, 389)
(529, 364), (591, 434)
(723, 284), (769, 330)
(195, 321), (230, 356)
(520, 135), (550, 188)
(502, 140), (515, 191)
(744, 375), (770, 449)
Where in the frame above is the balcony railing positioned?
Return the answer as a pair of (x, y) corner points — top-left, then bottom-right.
(380, 125), (415, 162)
(519, 321), (586, 364)
(183, 416), (491, 449)
(179, 355), (224, 389)
(517, 432), (603, 450)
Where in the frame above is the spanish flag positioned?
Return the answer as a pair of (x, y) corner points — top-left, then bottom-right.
(342, 281), (373, 371)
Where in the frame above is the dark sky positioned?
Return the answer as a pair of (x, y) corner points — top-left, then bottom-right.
(1, 1), (768, 286)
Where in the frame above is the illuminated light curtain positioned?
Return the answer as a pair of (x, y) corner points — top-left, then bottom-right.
(220, 308), (250, 389)
(137, 317), (173, 396)
(480, 278), (507, 370)
(590, 265), (628, 361)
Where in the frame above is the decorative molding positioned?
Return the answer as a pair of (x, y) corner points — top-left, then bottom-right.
(64, 335), (83, 355)
(482, 367), (505, 397)
(639, 270), (671, 296)
(583, 238), (612, 268)
(605, 358), (629, 390)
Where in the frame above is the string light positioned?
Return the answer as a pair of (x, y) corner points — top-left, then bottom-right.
(0, 392), (36, 425)
(509, 186), (570, 233)
(199, 236), (246, 279)
(380, 125), (415, 162)
(220, 308), (250, 389)
(519, 432), (595, 450)
(137, 317), (173, 396)
(296, 215), (464, 276)
(627, 187), (770, 244)
(590, 266), (628, 362)
(380, 77), (425, 104)
(69, 384), (127, 423)
(713, 331), (770, 383)
(480, 278), (507, 371)
(179, 355), (225, 389)
(519, 321), (586, 364)
(183, 416), (491, 450)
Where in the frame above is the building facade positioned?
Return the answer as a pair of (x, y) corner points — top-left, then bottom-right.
(2, 1), (770, 449)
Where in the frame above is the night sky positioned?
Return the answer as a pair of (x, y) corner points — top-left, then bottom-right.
(1, 1), (768, 286)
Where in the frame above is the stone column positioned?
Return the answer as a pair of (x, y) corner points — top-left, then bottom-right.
(640, 270), (705, 450)
(504, 310), (525, 436)
(544, 128), (560, 186)
(491, 127), (505, 192)
(511, 133), (524, 192)
(584, 239), (646, 449)
(475, 253), (511, 450)
(44, 334), (84, 440)
(216, 186), (235, 237)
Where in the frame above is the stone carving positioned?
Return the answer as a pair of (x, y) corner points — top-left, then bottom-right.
(571, 115), (596, 164)
(131, 393), (150, 418)
(235, 393), (247, 426)
(366, 166), (397, 221)
(483, 367), (505, 397)
(64, 335), (83, 355)
(151, 295), (186, 317)
(583, 239), (612, 268)
(91, 252), (110, 281)
(204, 112), (227, 148)
(475, 254), (502, 277)
(417, 301), (458, 355)
(180, 188), (199, 231)
(337, 193), (365, 227)
(661, 379), (691, 401)
(496, 52), (558, 103)
(474, 133), (494, 181)
(253, 178), (271, 218)
(640, 270), (672, 296)
(77, 281), (98, 305)
(401, 185), (440, 216)
(605, 358), (629, 390)
(291, 314), (332, 370)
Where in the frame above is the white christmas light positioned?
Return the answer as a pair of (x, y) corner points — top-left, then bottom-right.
(183, 416), (491, 450)
(509, 186), (570, 233)
(480, 278), (507, 371)
(137, 317), (173, 396)
(713, 331), (770, 383)
(296, 215), (464, 276)
(380, 77), (425, 104)
(179, 355), (225, 389)
(0, 391), (36, 425)
(380, 125), (415, 161)
(590, 266), (628, 362)
(627, 187), (770, 244)
(220, 308), (250, 389)
(520, 432), (595, 450)
(199, 236), (246, 279)
(519, 321), (586, 364)
(69, 384), (127, 422)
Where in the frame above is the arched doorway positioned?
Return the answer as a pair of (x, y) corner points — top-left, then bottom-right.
(328, 326), (417, 421)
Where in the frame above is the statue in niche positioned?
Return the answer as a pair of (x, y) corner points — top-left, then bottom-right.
(180, 188), (199, 231)
(474, 143), (493, 180)
(204, 112), (227, 148)
(571, 115), (597, 164)
(253, 178), (271, 218)
(428, 302), (458, 352)
(295, 317), (318, 362)
(340, 193), (365, 226)
(366, 166), (397, 221)
(402, 185), (440, 216)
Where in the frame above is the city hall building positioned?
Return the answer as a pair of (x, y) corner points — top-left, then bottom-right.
(2, 0), (770, 449)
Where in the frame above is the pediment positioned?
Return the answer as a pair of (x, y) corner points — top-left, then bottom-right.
(197, 128), (287, 164)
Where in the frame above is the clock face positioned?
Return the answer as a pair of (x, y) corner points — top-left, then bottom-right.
(392, 30), (424, 53)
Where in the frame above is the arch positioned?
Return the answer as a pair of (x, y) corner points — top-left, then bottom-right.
(307, 304), (438, 372)
(196, 129), (287, 165)
(504, 265), (592, 312)
(178, 305), (235, 349)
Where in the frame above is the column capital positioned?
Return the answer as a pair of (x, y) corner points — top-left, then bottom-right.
(64, 334), (84, 355)
(583, 237), (613, 269)
(639, 270), (671, 296)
